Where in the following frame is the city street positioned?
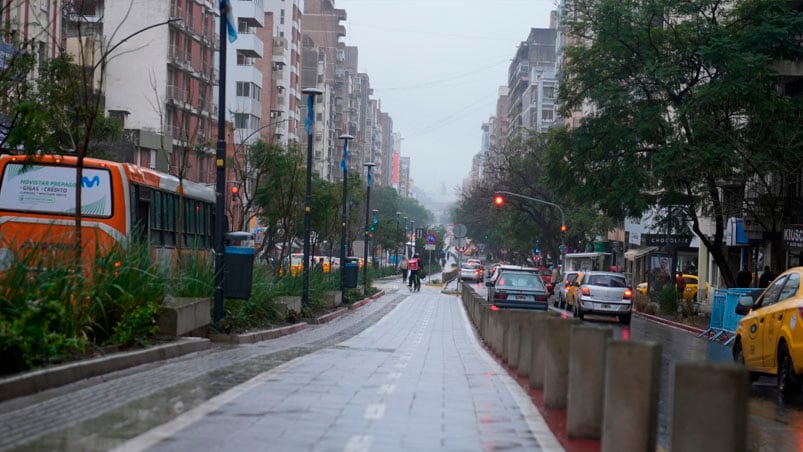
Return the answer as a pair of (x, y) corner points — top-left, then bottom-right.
(4, 272), (803, 451)
(0, 279), (561, 452)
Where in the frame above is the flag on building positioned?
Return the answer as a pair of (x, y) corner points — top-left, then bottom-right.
(221, 0), (238, 43)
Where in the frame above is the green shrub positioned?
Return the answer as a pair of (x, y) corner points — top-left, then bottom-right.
(655, 286), (679, 315)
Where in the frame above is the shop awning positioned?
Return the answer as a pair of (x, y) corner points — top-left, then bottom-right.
(624, 246), (657, 261)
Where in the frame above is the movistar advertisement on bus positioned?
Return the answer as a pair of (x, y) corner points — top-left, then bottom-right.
(0, 163), (112, 217)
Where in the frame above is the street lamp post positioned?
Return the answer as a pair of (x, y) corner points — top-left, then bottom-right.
(410, 220), (416, 256)
(362, 162), (376, 293)
(395, 211), (401, 269)
(403, 217), (409, 257)
(372, 209), (379, 267)
(339, 134), (353, 299)
(301, 87), (323, 306)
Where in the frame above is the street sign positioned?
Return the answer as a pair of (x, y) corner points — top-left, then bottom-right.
(455, 237), (467, 247)
(453, 223), (467, 238)
(560, 244), (569, 254)
(425, 244), (436, 250)
(426, 233), (436, 244)
(415, 228), (424, 239)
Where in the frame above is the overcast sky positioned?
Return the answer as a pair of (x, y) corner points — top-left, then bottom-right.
(336, 0), (557, 201)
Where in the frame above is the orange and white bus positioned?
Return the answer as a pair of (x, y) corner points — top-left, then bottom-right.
(0, 154), (215, 268)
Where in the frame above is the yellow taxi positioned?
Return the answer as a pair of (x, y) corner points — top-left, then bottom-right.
(635, 274), (708, 300)
(732, 267), (802, 394)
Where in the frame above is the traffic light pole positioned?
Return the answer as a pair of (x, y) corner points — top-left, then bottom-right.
(494, 190), (567, 268)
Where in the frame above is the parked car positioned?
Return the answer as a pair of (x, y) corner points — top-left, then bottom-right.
(732, 268), (803, 394)
(459, 262), (484, 282)
(555, 270), (582, 309)
(635, 274), (708, 300)
(537, 267), (555, 295)
(573, 271), (633, 324)
(485, 268), (549, 310)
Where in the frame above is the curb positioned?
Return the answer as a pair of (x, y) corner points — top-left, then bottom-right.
(210, 322), (309, 344)
(349, 290), (385, 310)
(632, 310), (706, 335)
(0, 337), (211, 403)
(310, 307), (349, 324)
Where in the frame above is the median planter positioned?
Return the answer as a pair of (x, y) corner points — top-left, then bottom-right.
(276, 295), (302, 318)
(157, 296), (212, 337)
(322, 290), (343, 308)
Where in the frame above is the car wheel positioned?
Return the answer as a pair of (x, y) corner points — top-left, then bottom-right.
(733, 340), (759, 383)
(618, 313), (631, 325)
(778, 343), (800, 395)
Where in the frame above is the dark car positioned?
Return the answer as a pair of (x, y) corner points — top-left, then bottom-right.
(485, 269), (549, 310)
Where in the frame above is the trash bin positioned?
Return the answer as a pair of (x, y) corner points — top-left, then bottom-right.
(224, 232), (255, 299)
(343, 257), (360, 289)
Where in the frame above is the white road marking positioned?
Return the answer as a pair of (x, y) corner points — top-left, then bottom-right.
(344, 435), (373, 452)
(378, 384), (396, 395)
(388, 372), (402, 379)
(364, 404), (386, 420)
(111, 353), (318, 452)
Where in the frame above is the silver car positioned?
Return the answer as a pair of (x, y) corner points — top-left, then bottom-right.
(573, 271), (633, 324)
(459, 262), (484, 282)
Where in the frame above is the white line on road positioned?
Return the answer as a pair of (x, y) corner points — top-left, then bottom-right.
(344, 435), (373, 452)
(378, 384), (396, 395)
(364, 404), (386, 420)
(388, 372), (402, 379)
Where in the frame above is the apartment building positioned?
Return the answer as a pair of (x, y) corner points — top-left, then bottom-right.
(266, 0), (303, 146)
(507, 27), (558, 140)
(228, 0), (267, 146)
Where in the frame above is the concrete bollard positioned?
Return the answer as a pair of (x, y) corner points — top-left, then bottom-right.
(500, 310), (512, 362)
(528, 312), (555, 389)
(516, 311), (536, 378)
(543, 316), (582, 409)
(567, 325), (612, 438)
(479, 305), (489, 343)
(671, 362), (748, 452)
(601, 340), (661, 452)
(506, 313), (522, 369)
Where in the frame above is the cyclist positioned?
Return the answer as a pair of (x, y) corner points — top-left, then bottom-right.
(408, 254), (420, 289)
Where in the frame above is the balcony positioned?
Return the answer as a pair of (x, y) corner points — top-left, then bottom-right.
(235, 33), (263, 59)
(234, 0), (265, 28)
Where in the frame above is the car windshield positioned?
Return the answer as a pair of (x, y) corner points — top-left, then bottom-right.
(497, 273), (542, 289)
(586, 275), (626, 287)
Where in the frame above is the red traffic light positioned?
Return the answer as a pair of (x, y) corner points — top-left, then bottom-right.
(560, 224), (567, 232)
(231, 186), (239, 194)
(494, 195), (504, 207)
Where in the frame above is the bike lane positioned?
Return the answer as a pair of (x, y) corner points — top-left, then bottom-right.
(117, 283), (563, 452)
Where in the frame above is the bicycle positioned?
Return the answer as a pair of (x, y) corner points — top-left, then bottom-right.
(409, 272), (421, 292)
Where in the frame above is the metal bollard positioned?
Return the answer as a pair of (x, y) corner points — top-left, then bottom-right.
(601, 340), (661, 452)
(567, 325), (612, 438)
(543, 316), (581, 409)
(671, 362), (748, 452)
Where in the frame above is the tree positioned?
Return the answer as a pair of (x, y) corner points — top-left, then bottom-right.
(551, 0), (803, 287)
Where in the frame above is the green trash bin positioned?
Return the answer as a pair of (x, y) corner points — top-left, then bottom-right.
(343, 257), (360, 288)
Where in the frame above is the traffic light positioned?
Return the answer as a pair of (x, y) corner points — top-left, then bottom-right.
(370, 223), (376, 232)
(561, 224), (567, 233)
(494, 194), (504, 209)
(230, 186), (239, 195)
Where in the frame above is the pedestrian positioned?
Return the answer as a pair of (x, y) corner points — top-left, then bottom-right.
(736, 268), (752, 288)
(675, 271), (686, 302)
(758, 266), (776, 288)
(408, 254), (421, 287)
(399, 256), (409, 283)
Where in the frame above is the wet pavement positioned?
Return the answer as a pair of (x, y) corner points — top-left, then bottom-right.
(3, 267), (803, 451)
(0, 278), (562, 452)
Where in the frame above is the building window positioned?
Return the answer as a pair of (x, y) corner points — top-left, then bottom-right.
(234, 113), (249, 129)
(543, 85), (555, 100)
(542, 109), (554, 121)
(236, 81), (250, 97)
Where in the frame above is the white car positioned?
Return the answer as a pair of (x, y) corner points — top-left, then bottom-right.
(459, 262), (484, 282)
(573, 271), (633, 324)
